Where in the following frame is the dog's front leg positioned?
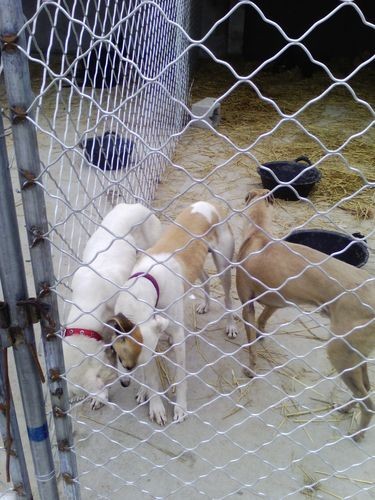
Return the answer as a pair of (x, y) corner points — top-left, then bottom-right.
(90, 379), (109, 410)
(170, 326), (187, 423)
(143, 359), (167, 425)
(196, 270), (210, 314)
(135, 366), (149, 404)
(242, 300), (257, 378)
(257, 305), (277, 340)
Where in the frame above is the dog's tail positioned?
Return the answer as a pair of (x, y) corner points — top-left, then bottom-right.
(102, 203), (162, 249)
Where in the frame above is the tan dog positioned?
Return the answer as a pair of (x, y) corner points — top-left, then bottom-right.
(109, 201), (237, 425)
(236, 189), (375, 441)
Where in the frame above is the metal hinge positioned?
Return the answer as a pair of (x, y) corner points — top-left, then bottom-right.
(16, 298), (50, 325)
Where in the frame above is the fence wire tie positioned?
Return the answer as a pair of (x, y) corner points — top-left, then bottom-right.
(0, 33), (19, 53)
(53, 406), (65, 419)
(62, 472), (75, 485)
(19, 169), (37, 189)
(10, 106), (27, 125)
(57, 439), (70, 452)
(29, 225), (45, 247)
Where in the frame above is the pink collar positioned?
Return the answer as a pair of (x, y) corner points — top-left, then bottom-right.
(129, 272), (160, 307)
(64, 328), (103, 342)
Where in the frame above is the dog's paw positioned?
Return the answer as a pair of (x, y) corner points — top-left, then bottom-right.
(336, 400), (356, 414)
(352, 429), (365, 442)
(136, 386), (149, 404)
(243, 366), (256, 378)
(90, 397), (105, 410)
(120, 375), (131, 388)
(226, 324), (238, 339)
(196, 301), (209, 314)
(173, 404), (187, 423)
(149, 398), (167, 426)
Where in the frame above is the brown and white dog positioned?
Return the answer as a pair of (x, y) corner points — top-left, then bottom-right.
(109, 201), (237, 425)
(64, 203), (162, 409)
(236, 188), (375, 440)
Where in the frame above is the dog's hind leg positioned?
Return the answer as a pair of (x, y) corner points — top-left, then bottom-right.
(362, 363), (371, 392)
(257, 305), (277, 340)
(211, 248), (237, 339)
(341, 368), (373, 442)
(242, 299), (257, 378)
(327, 340), (373, 441)
(196, 270), (210, 314)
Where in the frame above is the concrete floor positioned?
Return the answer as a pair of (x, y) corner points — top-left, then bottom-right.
(1, 72), (375, 499)
(65, 152), (375, 498)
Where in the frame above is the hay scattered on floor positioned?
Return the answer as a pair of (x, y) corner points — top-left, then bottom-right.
(189, 62), (375, 219)
(313, 164), (375, 219)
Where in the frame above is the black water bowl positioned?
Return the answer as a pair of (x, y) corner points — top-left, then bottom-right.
(257, 156), (321, 201)
(80, 131), (134, 171)
(285, 229), (369, 268)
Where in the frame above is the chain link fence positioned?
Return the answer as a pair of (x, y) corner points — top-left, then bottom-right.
(0, 0), (374, 498)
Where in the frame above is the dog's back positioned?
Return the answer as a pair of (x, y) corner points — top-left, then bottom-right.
(67, 203), (161, 329)
(148, 202), (221, 285)
(239, 237), (373, 315)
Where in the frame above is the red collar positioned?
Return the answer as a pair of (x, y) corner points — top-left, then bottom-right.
(64, 328), (103, 342)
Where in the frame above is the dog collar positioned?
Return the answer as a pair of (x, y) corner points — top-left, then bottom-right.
(64, 328), (103, 342)
(129, 272), (160, 307)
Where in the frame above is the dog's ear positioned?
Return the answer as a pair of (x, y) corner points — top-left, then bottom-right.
(108, 313), (135, 336)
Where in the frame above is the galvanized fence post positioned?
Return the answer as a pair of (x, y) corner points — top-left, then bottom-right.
(0, 117), (33, 500)
(0, 332), (33, 498)
(0, 112), (59, 498)
(0, 1), (80, 498)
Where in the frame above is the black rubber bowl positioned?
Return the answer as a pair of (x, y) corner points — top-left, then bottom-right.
(285, 229), (369, 268)
(257, 156), (321, 201)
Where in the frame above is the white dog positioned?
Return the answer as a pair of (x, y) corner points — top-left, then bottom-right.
(63, 203), (162, 409)
(108, 201), (237, 424)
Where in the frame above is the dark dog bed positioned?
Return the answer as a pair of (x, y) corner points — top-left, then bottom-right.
(285, 229), (369, 267)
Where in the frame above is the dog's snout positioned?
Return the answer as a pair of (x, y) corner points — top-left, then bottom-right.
(121, 362), (133, 371)
(120, 376), (131, 388)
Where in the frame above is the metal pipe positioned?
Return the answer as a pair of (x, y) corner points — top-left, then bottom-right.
(0, 111), (58, 498)
(0, 351), (33, 499)
(0, 116), (32, 499)
(0, 0), (80, 498)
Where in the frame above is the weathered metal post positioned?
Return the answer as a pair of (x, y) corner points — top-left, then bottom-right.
(0, 112), (58, 499)
(0, 0), (80, 498)
(0, 114), (33, 500)
(0, 342), (33, 498)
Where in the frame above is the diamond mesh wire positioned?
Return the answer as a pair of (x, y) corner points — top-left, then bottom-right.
(0, 0), (374, 498)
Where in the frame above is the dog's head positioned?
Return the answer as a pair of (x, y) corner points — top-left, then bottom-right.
(245, 189), (274, 207)
(108, 313), (169, 370)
